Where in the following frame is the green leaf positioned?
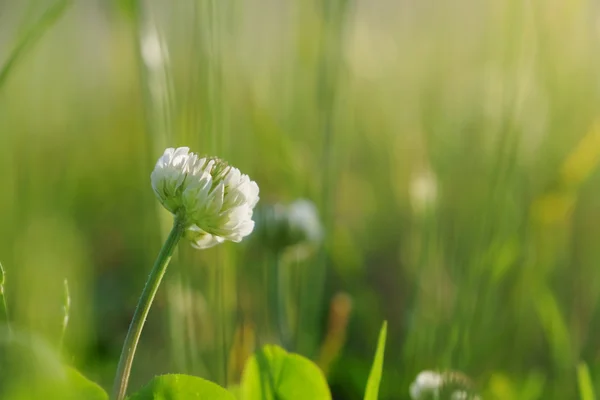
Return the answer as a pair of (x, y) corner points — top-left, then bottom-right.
(241, 345), (331, 400)
(364, 321), (387, 400)
(0, 328), (63, 397)
(64, 367), (108, 400)
(228, 384), (242, 399)
(127, 374), (235, 400)
(577, 362), (596, 400)
(0, 317), (108, 400)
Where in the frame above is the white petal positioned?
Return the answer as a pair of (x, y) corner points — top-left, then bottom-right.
(191, 233), (225, 249)
(236, 220), (255, 237)
(157, 148), (175, 166)
(170, 148), (189, 168)
(222, 190), (246, 209)
(182, 173), (212, 213)
(182, 153), (199, 173)
(225, 167), (241, 186)
(247, 181), (260, 208)
(206, 182), (225, 215)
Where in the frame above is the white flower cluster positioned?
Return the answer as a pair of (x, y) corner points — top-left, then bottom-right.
(151, 147), (259, 249)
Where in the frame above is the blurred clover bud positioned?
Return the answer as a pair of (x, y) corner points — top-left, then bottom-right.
(0, 262), (5, 289)
(409, 169), (438, 215)
(410, 370), (479, 400)
(151, 147), (260, 249)
(255, 199), (323, 255)
(409, 371), (442, 399)
(450, 391), (480, 400)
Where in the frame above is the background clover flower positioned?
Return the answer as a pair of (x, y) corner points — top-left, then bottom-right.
(409, 370), (480, 400)
(286, 199), (323, 246)
(151, 147), (259, 249)
(409, 371), (442, 400)
(254, 198), (323, 255)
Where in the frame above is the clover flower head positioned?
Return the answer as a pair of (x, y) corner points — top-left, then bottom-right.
(151, 147), (259, 249)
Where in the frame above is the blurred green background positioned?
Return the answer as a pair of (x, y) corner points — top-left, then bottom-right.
(1, 0), (600, 398)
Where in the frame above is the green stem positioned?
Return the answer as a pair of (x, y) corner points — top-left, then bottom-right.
(111, 217), (185, 400)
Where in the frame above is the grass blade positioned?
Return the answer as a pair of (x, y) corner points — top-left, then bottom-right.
(578, 362), (596, 400)
(364, 321), (387, 400)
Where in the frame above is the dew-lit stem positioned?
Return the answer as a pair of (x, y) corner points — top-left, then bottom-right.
(0, 263), (10, 333)
(111, 217), (185, 400)
(59, 278), (71, 352)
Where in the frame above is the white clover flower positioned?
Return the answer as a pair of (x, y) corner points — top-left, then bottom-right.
(151, 147), (259, 249)
(409, 370), (442, 400)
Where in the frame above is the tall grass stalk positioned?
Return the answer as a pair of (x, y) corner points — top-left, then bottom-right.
(0, 0), (72, 91)
(130, 0), (191, 381)
(197, 0), (230, 385)
(129, 0), (174, 155)
(299, 0), (351, 355)
(269, 253), (291, 350)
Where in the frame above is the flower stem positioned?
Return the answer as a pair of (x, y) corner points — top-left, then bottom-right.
(111, 217), (185, 400)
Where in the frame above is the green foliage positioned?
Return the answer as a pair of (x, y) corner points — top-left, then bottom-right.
(2, 1), (600, 398)
(240, 345), (331, 400)
(127, 374), (235, 400)
(5, 378), (107, 400)
(0, 329), (64, 397)
(364, 321), (387, 400)
(62, 367), (109, 400)
(228, 385), (242, 399)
